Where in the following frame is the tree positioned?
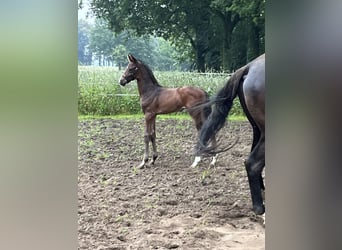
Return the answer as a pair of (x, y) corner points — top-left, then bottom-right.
(86, 0), (265, 71)
(112, 44), (127, 70)
(210, 0), (240, 71)
(230, 0), (265, 61)
(209, 0), (265, 70)
(78, 19), (93, 65)
(79, 20), (179, 70)
(89, 0), (213, 72)
(89, 18), (116, 66)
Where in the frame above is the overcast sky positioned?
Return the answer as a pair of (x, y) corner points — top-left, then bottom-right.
(78, 0), (95, 23)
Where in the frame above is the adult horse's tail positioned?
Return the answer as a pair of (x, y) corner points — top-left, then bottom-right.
(197, 65), (249, 155)
(202, 91), (212, 120)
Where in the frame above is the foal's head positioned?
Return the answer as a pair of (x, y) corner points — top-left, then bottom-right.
(119, 54), (140, 86)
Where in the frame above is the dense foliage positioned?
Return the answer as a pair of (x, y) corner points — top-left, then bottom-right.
(81, 0), (265, 72)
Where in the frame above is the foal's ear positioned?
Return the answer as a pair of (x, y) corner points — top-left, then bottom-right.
(127, 54), (137, 63)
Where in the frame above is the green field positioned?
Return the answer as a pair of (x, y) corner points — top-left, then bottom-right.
(78, 66), (244, 117)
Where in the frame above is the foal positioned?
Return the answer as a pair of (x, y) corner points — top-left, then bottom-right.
(119, 54), (216, 168)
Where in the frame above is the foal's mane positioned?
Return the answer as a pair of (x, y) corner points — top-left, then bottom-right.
(139, 60), (162, 87)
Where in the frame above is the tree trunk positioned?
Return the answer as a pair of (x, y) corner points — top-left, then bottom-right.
(196, 46), (206, 72)
(194, 8), (210, 72)
(222, 27), (232, 72)
(247, 22), (260, 61)
(220, 12), (237, 72)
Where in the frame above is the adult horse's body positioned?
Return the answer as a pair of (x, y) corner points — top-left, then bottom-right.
(119, 54), (215, 168)
(196, 54), (265, 215)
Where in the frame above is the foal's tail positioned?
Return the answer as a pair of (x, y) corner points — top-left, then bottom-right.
(196, 65), (249, 155)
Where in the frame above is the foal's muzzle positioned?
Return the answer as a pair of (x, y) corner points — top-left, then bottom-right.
(119, 77), (127, 86)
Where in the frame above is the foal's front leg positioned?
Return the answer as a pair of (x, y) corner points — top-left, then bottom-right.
(138, 114), (151, 168)
(149, 115), (158, 165)
(138, 113), (157, 168)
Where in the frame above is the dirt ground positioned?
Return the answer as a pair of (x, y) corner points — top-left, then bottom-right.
(78, 118), (265, 250)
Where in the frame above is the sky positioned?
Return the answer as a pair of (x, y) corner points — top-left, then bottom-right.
(78, 0), (95, 23)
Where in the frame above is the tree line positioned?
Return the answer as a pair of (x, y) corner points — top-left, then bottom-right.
(78, 18), (191, 70)
(79, 0), (264, 72)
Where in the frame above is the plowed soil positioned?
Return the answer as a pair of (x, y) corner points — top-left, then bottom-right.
(78, 117), (265, 249)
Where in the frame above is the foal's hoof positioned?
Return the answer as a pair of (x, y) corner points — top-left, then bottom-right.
(253, 205), (265, 215)
(138, 160), (147, 169)
(190, 156), (201, 168)
(148, 155), (157, 165)
(261, 213), (265, 226)
(190, 163), (197, 168)
(152, 155), (158, 162)
(209, 155), (218, 167)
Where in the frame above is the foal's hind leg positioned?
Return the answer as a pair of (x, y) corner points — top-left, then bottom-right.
(244, 135), (265, 215)
(189, 110), (204, 168)
(138, 134), (150, 168)
(189, 109), (218, 168)
(209, 136), (218, 167)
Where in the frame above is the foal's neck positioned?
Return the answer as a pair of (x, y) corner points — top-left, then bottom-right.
(136, 68), (161, 97)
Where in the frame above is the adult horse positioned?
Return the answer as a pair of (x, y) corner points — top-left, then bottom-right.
(196, 54), (265, 215)
(119, 54), (216, 168)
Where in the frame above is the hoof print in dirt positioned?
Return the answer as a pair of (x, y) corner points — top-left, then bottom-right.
(190, 213), (202, 218)
(145, 228), (155, 234)
(200, 179), (214, 186)
(164, 242), (179, 249)
(164, 199), (178, 206)
(117, 235), (126, 242)
(157, 208), (168, 216)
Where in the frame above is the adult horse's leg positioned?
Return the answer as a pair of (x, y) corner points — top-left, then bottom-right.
(250, 125), (265, 199)
(252, 131), (265, 203)
(244, 135), (265, 215)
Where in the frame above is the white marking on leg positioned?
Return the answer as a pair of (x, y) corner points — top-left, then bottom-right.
(138, 160), (146, 169)
(209, 154), (218, 167)
(190, 156), (201, 168)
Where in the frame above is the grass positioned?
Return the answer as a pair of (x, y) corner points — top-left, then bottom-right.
(78, 66), (245, 116)
(78, 114), (144, 120)
(78, 113), (247, 121)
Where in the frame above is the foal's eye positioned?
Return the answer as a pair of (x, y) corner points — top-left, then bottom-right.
(128, 67), (138, 74)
